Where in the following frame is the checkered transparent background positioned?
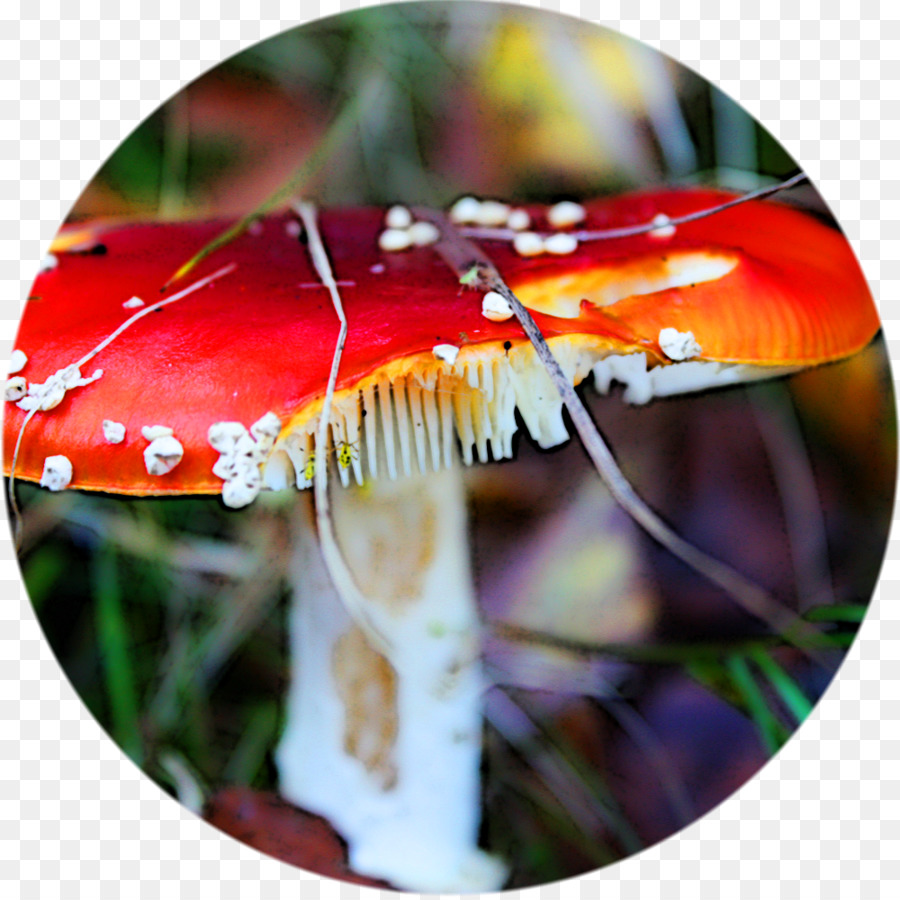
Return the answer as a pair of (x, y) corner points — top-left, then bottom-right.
(2, 1), (897, 897)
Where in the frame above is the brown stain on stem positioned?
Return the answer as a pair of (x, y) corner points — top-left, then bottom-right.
(332, 625), (399, 790)
(364, 500), (437, 613)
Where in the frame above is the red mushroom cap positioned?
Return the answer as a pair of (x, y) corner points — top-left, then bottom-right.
(2, 189), (878, 497)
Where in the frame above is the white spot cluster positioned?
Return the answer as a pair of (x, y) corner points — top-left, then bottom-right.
(144, 436), (184, 476)
(378, 206), (441, 253)
(544, 233), (578, 255)
(208, 412), (282, 508)
(39, 254), (58, 273)
(40, 455), (73, 491)
(142, 424), (174, 441)
(506, 208), (531, 231)
(377, 229), (411, 252)
(448, 196), (481, 224)
(512, 202), (582, 258)
(512, 232), (544, 257)
(658, 328), (702, 361)
(102, 420), (126, 443)
(447, 195), (584, 257)
(477, 200), (511, 226)
(649, 213), (676, 239)
(481, 291), (514, 323)
(547, 201), (586, 229)
(9, 350), (28, 374)
(15, 364), (103, 412)
(432, 344), (460, 366)
(142, 425), (183, 476)
(122, 296), (145, 309)
(450, 197), (512, 227)
(451, 196), (533, 232)
(385, 205), (412, 229)
(5, 377), (26, 402)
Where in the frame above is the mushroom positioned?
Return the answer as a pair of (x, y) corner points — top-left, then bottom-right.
(2, 189), (879, 891)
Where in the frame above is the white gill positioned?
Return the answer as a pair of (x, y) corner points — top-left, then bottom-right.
(591, 353), (799, 405)
(263, 341), (601, 491)
(260, 344), (787, 493)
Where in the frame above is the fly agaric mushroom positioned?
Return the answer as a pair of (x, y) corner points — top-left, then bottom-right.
(2, 188), (879, 891)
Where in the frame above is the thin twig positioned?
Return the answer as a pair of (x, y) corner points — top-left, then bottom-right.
(415, 206), (832, 669)
(748, 383), (836, 612)
(75, 264), (237, 369)
(491, 619), (784, 663)
(459, 172), (808, 243)
(485, 689), (613, 838)
(485, 647), (695, 827)
(292, 200), (394, 660)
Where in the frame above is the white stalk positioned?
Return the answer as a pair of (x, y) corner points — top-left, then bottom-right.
(276, 463), (507, 892)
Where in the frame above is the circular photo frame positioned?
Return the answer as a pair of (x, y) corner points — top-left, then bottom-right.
(4, 3), (894, 893)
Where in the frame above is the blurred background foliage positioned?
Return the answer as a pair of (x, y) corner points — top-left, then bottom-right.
(74, 0), (795, 219)
(12, 1), (896, 888)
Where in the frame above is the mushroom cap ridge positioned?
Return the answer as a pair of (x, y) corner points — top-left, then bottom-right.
(2, 189), (878, 495)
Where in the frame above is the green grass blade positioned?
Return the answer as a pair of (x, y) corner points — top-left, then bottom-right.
(725, 654), (786, 756)
(162, 81), (375, 290)
(222, 701), (279, 786)
(94, 548), (143, 766)
(804, 604), (867, 624)
(493, 772), (619, 869)
(749, 647), (814, 724)
(543, 728), (644, 855)
(22, 546), (68, 614)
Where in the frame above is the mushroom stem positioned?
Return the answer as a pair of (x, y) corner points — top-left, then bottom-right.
(276, 462), (507, 892)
